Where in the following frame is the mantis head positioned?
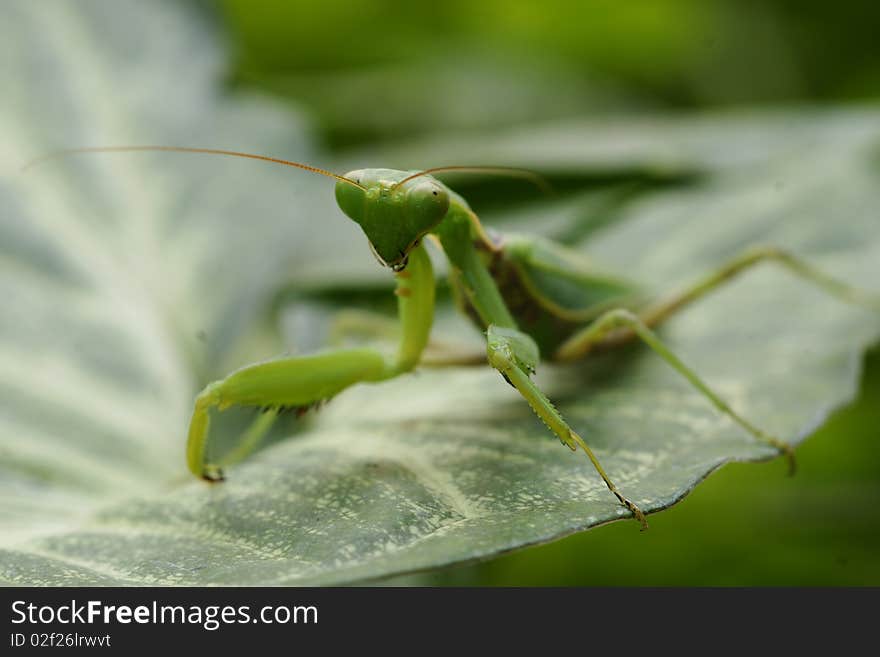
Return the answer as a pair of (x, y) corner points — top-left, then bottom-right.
(335, 169), (449, 271)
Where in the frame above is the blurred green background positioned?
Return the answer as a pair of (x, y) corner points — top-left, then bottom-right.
(220, 0), (880, 149)
(216, 0), (880, 585)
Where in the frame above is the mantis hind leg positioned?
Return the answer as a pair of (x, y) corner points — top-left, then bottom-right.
(641, 245), (880, 328)
(485, 325), (648, 530)
(556, 308), (797, 473)
(565, 245), (880, 355)
(553, 247), (880, 470)
(187, 348), (390, 481)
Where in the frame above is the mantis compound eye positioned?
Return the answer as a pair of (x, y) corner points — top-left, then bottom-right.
(335, 172), (367, 223)
(405, 181), (449, 231)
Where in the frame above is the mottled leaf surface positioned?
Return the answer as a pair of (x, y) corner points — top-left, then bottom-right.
(1, 1), (878, 585)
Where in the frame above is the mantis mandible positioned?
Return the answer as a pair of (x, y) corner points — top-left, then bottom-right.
(33, 146), (880, 530)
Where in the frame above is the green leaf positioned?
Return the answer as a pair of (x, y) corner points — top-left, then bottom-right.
(1, 1), (878, 585)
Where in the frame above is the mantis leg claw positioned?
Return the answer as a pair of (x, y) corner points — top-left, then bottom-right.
(613, 490), (648, 531)
(201, 465), (225, 483)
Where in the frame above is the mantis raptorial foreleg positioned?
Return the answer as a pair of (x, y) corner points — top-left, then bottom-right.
(187, 243), (436, 481)
(555, 308), (797, 472)
(187, 348), (390, 480)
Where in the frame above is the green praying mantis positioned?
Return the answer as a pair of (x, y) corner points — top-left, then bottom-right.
(34, 146), (880, 530)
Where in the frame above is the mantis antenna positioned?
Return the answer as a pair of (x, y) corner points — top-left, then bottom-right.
(22, 145), (367, 191)
(391, 165), (552, 194)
